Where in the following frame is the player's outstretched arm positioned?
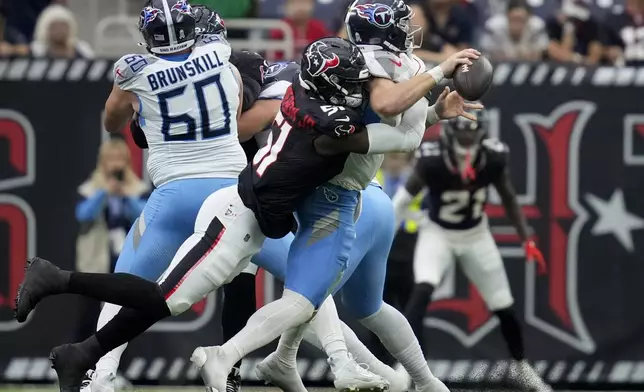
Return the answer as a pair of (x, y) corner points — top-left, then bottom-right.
(392, 171), (425, 229)
(494, 168), (548, 274)
(314, 98), (427, 155)
(104, 84), (136, 133)
(231, 65), (244, 122)
(369, 49), (480, 118)
(238, 99), (281, 142)
(493, 167), (529, 242)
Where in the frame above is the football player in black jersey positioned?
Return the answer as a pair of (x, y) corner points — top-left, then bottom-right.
(220, 59), (300, 392)
(393, 108), (552, 392)
(14, 37), (400, 392)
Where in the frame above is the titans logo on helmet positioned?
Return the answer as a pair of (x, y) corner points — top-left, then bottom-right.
(141, 6), (162, 28)
(354, 3), (395, 28)
(265, 62), (289, 78)
(171, 0), (192, 16)
(305, 41), (340, 77)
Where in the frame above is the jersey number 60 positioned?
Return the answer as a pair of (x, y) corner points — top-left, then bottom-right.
(158, 73), (232, 142)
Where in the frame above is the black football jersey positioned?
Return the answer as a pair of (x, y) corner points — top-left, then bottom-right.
(239, 62), (300, 162)
(415, 138), (509, 230)
(238, 81), (365, 239)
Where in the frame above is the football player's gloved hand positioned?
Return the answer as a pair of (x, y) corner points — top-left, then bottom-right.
(524, 240), (547, 275)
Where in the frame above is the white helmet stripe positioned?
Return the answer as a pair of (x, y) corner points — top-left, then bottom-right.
(161, 0), (178, 47)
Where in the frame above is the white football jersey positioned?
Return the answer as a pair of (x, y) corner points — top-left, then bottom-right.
(113, 35), (246, 187)
(330, 46), (426, 191)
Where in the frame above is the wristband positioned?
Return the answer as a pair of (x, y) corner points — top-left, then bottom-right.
(427, 66), (444, 84)
(426, 104), (440, 125)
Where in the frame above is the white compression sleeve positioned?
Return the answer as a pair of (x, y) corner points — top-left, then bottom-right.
(95, 303), (127, 378)
(308, 297), (350, 366)
(302, 320), (409, 392)
(367, 98), (428, 154)
(391, 186), (414, 230)
(426, 104), (440, 125)
(359, 303), (448, 392)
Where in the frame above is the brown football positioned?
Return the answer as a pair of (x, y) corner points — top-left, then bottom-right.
(452, 55), (494, 101)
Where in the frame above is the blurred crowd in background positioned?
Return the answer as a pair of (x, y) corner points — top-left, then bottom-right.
(2, 0), (644, 65)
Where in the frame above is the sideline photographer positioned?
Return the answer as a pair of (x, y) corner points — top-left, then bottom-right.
(74, 137), (149, 338)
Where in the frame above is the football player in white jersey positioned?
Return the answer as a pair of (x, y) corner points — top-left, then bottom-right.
(39, 1), (243, 390)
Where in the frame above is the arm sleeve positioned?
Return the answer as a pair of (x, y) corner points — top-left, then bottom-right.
(366, 98), (428, 153)
(75, 191), (107, 222)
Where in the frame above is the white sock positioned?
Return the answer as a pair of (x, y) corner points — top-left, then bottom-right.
(308, 297), (351, 367)
(302, 310), (408, 392)
(359, 303), (435, 389)
(274, 324), (307, 365)
(340, 322), (409, 392)
(95, 303), (127, 379)
(221, 289), (314, 367)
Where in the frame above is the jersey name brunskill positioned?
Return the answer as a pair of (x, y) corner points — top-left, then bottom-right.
(146, 50), (227, 91)
(415, 139), (509, 230)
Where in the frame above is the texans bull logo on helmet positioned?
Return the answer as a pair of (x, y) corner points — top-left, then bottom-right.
(305, 41), (341, 77)
(354, 3), (395, 28)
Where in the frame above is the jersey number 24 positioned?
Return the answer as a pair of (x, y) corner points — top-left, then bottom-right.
(158, 73), (232, 142)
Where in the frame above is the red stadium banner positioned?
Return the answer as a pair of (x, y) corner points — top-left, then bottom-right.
(0, 59), (643, 389)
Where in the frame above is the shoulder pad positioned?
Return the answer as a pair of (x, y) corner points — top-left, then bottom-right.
(113, 54), (154, 89)
(482, 138), (509, 163)
(415, 141), (442, 159)
(315, 104), (364, 137)
(259, 80), (292, 100)
(362, 50), (425, 82)
(196, 33), (229, 47)
(362, 50), (400, 80)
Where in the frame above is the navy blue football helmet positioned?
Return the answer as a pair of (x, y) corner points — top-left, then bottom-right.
(443, 106), (488, 149)
(139, 0), (196, 54)
(300, 38), (370, 108)
(345, 0), (420, 53)
(193, 5), (227, 37)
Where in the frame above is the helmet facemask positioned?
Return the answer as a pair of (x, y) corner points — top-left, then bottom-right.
(399, 6), (423, 53)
